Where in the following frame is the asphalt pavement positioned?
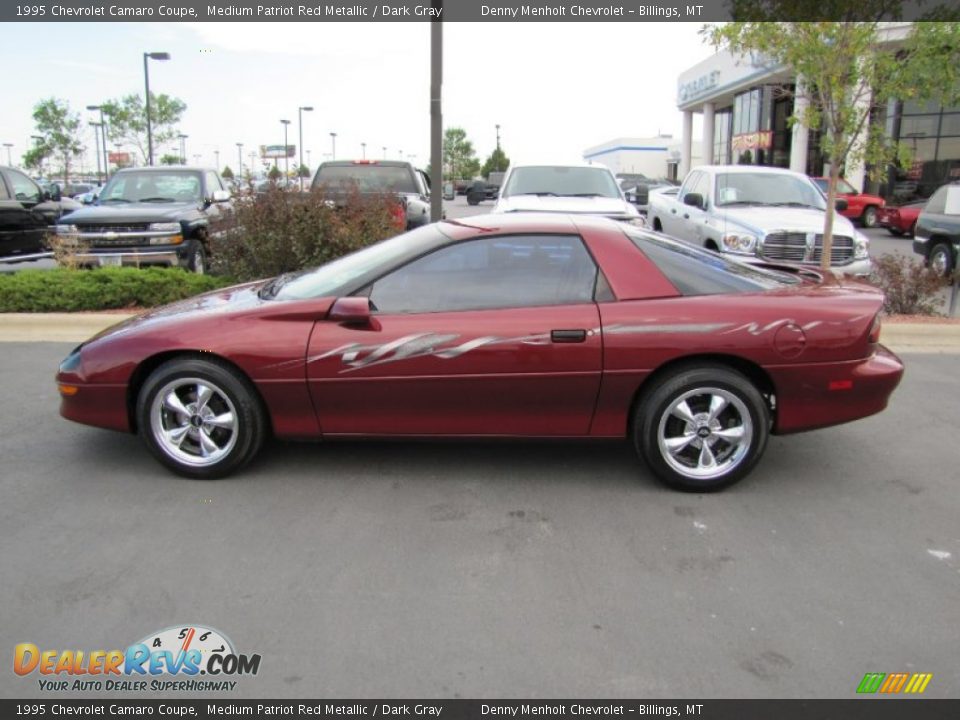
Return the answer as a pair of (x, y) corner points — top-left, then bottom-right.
(1, 342), (958, 699)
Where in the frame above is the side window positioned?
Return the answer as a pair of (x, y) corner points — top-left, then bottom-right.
(417, 169), (431, 194)
(205, 171), (223, 196)
(0, 175), (9, 200)
(369, 235), (598, 314)
(924, 186), (947, 214)
(8, 170), (40, 204)
(680, 172), (703, 204)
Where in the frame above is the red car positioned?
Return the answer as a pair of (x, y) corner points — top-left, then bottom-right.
(812, 177), (886, 228)
(56, 214), (904, 492)
(877, 200), (925, 237)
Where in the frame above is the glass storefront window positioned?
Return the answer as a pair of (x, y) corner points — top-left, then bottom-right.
(900, 115), (940, 138)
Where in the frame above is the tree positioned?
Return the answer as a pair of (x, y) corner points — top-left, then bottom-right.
(101, 93), (187, 165)
(159, 153), (180, 166)
(482, 147), (510, 179)
(24, 98), (84, 184)
(221, 165), (235, 180)
(707, 8), (960, 271)
(297, 164), (310, 179)
(442, 127), (479, 183)
(268, 165), (282, 181)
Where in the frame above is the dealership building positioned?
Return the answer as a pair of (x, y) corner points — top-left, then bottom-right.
(674, 23), (960, 200)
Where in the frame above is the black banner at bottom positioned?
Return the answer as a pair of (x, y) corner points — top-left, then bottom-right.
(2, 700), (959, 720)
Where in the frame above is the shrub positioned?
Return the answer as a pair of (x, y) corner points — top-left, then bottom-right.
(210, 184), (402, 283)
(0, 268), (230, 312)
(869, 253), (947, 316)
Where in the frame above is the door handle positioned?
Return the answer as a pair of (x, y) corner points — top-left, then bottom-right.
(670, 209), (677, 214)
(551, 329), (587, 343)
(683, 213), (690, 219)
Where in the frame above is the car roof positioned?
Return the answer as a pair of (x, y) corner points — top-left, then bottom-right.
(318, 160), (411, 167)
(114, 166), (210, 173)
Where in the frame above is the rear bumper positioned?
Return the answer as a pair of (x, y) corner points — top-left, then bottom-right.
(769, 345), (904, 434)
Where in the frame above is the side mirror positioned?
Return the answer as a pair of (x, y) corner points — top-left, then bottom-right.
(683, 192), (704, 209)
(835, 198), (848, 212)
(212, 189), (231, 203)
(328, 296), (379, 329)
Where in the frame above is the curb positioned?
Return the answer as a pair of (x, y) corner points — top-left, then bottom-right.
(0, 313), (959, 353)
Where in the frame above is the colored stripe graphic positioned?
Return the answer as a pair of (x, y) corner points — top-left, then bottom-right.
(857, 672), (932, 694)
(880, 673), (909, 693)
(904, 673), (933, 694)
(857, 673), (885, 693)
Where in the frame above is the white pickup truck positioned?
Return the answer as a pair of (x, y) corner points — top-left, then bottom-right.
(647, 165), (871, 276)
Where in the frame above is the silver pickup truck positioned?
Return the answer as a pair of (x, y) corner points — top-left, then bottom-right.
(648, 165), (871, 276)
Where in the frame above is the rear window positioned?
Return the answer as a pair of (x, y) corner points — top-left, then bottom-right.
(623, 227), (799, 295)
(313, 164), (417, 194)
(502, 166), (621, 199)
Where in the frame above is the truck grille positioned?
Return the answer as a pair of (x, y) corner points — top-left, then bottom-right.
(761, 233), (855, 265)
(78, 224), (151, 234)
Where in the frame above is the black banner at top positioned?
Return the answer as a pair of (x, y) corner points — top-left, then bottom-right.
(1, 0), (956, 22)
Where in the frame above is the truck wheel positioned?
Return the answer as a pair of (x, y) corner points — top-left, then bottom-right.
(861, 206), (878, 228)
(186, 241), (207, 275)
(929, 243), (954, 277)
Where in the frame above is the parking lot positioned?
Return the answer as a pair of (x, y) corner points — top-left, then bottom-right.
(1, 340), (957, 698)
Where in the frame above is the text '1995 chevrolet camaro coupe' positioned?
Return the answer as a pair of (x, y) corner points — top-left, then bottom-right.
(56, 214), (903, 491)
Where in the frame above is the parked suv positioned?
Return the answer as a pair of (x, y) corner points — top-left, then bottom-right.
(0, 165), (81, 262)
(53, 167), (232, 273)
(312, 160), (433, 230)
(912, 182), (960, 276)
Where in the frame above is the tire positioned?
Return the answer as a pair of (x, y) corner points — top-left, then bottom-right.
(136, 357), (266, 479)
(185, 240), (207, 275)
(929, 243), (954, 277)
(908, 221), (917, 238)
(860, 206), (878, 229)
(633, 365), (770, 492)
(886, 227), (903, 237)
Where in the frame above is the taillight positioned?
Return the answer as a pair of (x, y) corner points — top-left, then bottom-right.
(391, 203), (405, 229)
(353, 160), (377, 165)
(868, 315), (882, 344)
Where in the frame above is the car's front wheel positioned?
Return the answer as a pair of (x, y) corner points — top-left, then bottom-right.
(137, 357), (265, 479)
(634, 366), (769, 492)
(861, 206), (878, 228)
(185, 240), (207, 274)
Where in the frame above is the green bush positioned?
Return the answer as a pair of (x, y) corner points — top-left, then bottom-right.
(0, 268), (231, 312)
(869, 253), (947, 316)
(210, 184), (403, 283)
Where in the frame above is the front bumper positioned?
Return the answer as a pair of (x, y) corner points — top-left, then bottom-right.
(71, 249), (183, 268)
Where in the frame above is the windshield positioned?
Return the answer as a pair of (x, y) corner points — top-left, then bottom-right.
(270, 224), (447, 301)
(715, 172), (826, 209)
(502, 166), (622, 199)
(313, 164), (418, 194)
(99, 171), (202, 203)
(623, 226), (800, 294)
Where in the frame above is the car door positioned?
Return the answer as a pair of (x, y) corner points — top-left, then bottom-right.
(0, 169), (49, 256)
(202, 171), (232, 236)
(662, 171), (701, 239)
(306, 233), (603, 436)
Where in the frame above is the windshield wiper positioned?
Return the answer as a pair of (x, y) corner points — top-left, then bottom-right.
(562, 193), (607, 198)
(766, 201), (821, 208)
(100, 198), (131, 204)
(717, 200), (764, 207)
(137, 197), (177, 203)
(513, 192), (559, 197)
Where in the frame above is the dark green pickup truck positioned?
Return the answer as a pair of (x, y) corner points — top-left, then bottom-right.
(0, 166), (81, 262)
(913, 182), (960, 276)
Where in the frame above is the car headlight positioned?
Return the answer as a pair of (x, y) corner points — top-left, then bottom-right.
(148, 222), (181, 232)
(54, 224), (77, 234)
(854, 233), (870, 259)
(721, 233), (757, 255)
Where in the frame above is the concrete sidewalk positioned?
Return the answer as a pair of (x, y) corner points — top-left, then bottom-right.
(0, 312), (959, 353)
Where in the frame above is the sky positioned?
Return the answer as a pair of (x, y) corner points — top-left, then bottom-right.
(1, 21), (716, 175)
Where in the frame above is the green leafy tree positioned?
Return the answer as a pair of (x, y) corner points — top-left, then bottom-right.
(268, 165), (282, 181)
(221, 165), (235, 180)
(23, 98), (84, 184)
(707, 7), (960, 271)
(297, 164), (310, 179)
(159, 153), (180, 166)
(100, 93), (187, 165)
(482, 147), (510, 179)
(442, 127), (479, 183)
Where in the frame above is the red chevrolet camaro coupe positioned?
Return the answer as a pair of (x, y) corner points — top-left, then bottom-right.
(56, 214), (903, 491)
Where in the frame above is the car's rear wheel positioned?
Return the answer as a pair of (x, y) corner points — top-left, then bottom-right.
(137, 358), (265, 479)
(887, 227), (903, 237)
(185, 240), (206, 274)
(634, 366), (769, 492)
(861, 206), (878, 228)
(929, 243), (954, 277)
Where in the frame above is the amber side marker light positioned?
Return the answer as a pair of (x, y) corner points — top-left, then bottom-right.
(58, 384), (79, 396)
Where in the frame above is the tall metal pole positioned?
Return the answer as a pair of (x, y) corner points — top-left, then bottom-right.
(281, 120), (291, 179)
(330, 132), (337, 160)
(237, 142), (243, 177)
(496, 124), (500, 151)
(3, 143), (12, 165)
(430, 5), (443, 222)
(298, 106), (312, 190)
(100, 109), (109, 179)
(361, 142), (366, 160)
(90, 124), (103, 185)
(214, 149), (219, 171)
(143, 53), (153, 165)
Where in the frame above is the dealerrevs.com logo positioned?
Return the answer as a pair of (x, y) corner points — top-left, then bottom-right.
(13, 625), (261, 692)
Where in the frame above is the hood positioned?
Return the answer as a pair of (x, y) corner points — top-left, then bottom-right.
(60, 201), (200, 225)
(718, 205), (856, 236)
(495, 195), (638, 217)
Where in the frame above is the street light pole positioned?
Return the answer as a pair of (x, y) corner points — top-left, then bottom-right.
(142, 51), (170, 166)
(382, 146), (387, 159)
(281, 119), (291, 179)
(496, 124), (501, 152)
(87, 105), (109, 181)
(298, 106), (313, 190)
(361, 142), (366, 160)
(330, 132), (337, 160)
(214, 149), (219, 172)
(89, 123), (103, 185)
(236, 142), (243, 178)
(178, 134), (188, 164)
(430, 6), (443, 222)
(3, 143), (12, 165)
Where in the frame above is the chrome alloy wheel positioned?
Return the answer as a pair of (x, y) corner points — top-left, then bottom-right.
(150, 377), (238, 467)
(656, 386), (753, 481)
